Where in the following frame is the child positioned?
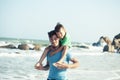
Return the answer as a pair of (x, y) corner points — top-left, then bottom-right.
(52, 23), (72, 66)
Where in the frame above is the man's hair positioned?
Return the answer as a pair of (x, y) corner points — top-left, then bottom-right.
(54, 23), (65, 32)
(48, 30), (56, 38)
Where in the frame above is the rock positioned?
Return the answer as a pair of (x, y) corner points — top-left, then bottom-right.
(18, 44), (29, 50)
(112, 33), (120, 53)
(103, 45), (109, 52)
(78, 45), (89, 49)
(33, 44), (41, 51)
(114, 33), (120, 39)
(103, 45), (114, 53)
(92, 42), (101, 46)
(0, 44), (16, 49)
(103, 36), (112, 45)
(92, 36), (105, 47)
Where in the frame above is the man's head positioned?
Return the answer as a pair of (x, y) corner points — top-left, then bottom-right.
(48, 30), (59, 47)
(54, 23), (66, 39)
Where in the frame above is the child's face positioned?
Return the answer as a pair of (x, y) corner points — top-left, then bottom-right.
(56, 28), (66, 39)
(49, 35), (59, 47)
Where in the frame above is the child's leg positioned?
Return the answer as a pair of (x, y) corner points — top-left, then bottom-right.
(53, 48), (69, 68)
(57, 47), (69, 63)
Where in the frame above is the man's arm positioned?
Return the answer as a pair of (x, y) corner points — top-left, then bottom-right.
(68, 58), (79, 68)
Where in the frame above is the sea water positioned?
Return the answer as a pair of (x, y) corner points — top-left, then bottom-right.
(0, 38), (120, 80)
(0, 49), (48, 80)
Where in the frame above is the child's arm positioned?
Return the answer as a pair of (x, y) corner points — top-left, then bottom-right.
(50, 46), (64, 56)
(35, 47), (49, 70)
(38, 46), (50, 64)
(58, 45), (68, 63)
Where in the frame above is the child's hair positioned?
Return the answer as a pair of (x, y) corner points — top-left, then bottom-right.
(48, 30), (56, 38)
(54, 23), (66, 32)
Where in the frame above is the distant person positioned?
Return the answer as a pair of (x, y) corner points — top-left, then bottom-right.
(36, 23), (72, 68)
(35, 30), (79, 80)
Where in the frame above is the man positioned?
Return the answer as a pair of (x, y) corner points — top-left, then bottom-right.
(35, 30), (79, 80)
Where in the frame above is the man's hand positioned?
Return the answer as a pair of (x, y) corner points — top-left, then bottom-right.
(53, 58), (79, 69)
(53, 63), (69, 69)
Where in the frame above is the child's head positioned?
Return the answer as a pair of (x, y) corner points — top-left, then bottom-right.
(54, 23), (66, 39)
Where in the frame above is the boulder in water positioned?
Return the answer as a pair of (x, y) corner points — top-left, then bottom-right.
(103, 45), (114, 53)
(18, 44), (29, 50)
(112, 33), (120, 53)
(0, 44), (16, 49)
(33, 44), (41, 51)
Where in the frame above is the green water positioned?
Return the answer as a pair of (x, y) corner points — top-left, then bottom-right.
(0, 37), (49, 46)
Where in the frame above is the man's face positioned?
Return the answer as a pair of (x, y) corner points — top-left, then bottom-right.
(56, 28), (65, 39)
(49, 35), (59, 47)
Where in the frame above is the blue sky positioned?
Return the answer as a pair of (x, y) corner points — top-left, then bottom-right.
(0, 0), (120, 43)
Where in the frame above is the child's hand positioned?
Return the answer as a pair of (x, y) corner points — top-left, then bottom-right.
(34, 62), (43, 70)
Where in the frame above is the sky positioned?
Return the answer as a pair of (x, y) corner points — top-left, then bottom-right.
(0, 0), (120, 43)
